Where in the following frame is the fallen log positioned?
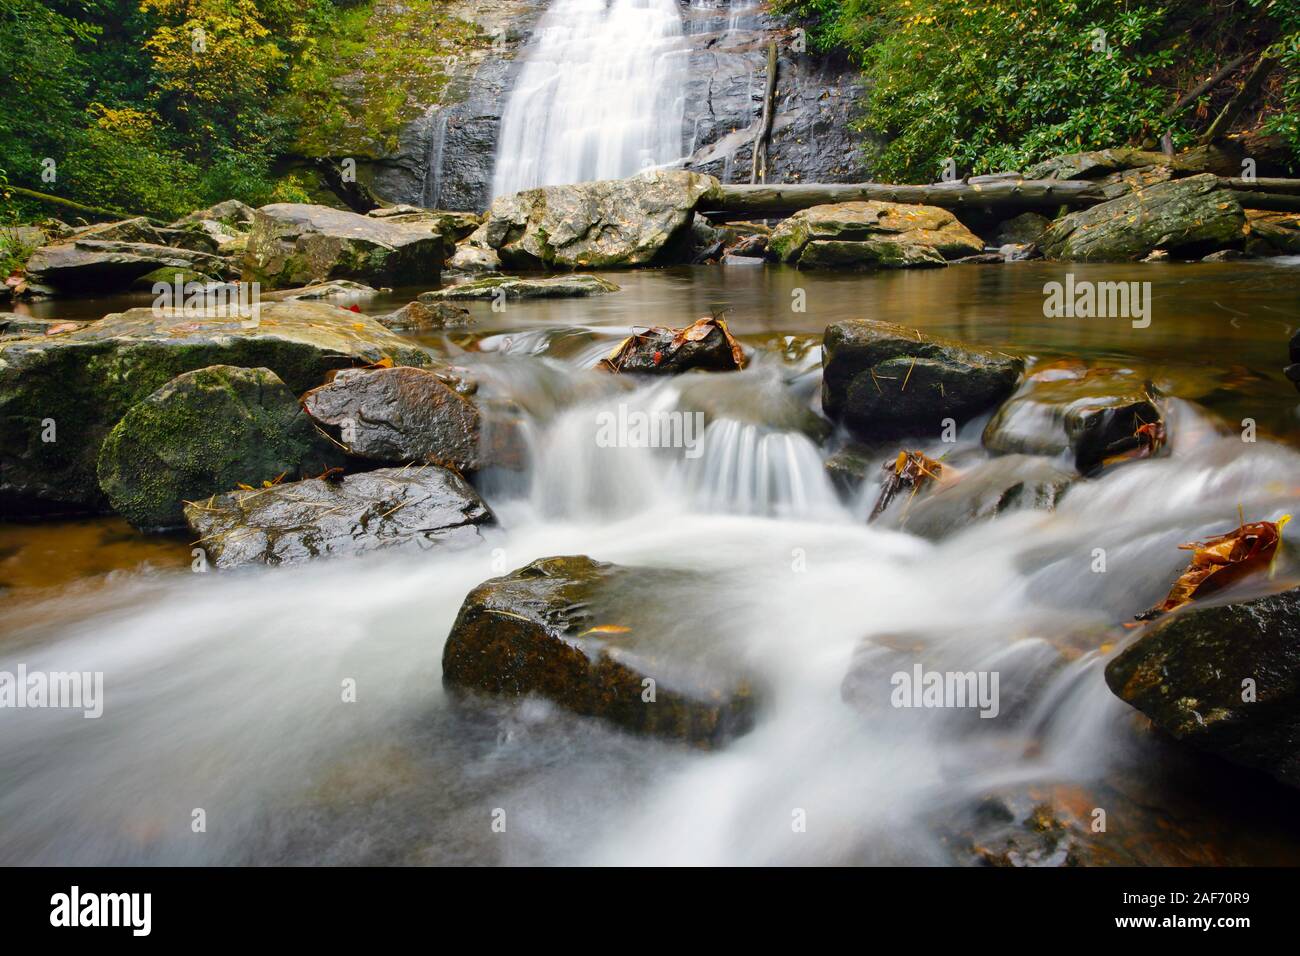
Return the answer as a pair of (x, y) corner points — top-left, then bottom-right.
(1228, 191), (1300, 214)
(698, 179), (1110, 221)
(4, 184), (166, 225)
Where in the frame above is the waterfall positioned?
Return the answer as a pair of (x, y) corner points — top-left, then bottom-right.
(490, 0), (690, 198)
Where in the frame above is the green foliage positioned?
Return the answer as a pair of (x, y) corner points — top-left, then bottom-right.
(775, 0), (1299, 181)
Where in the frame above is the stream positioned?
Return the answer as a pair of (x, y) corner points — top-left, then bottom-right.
(3, 261), (1300, 865)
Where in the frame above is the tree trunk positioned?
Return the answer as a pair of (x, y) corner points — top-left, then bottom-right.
(749, 40), (778, 185)
(699, 179), (1109, 221)
(1199, 52), (1279, 145)
(313, 158), (384, 214)
(4, 185), (164, 225)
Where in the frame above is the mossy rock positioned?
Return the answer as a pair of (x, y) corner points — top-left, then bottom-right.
(97, 365), (343, 530)
(442, 555), (759, 744)
(0, 301), (429, 516)
(129, 267), (216, 291)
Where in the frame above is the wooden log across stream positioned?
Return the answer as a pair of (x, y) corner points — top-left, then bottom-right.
(697, 176), (1300, 222)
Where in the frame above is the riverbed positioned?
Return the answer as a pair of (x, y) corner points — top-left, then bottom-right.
(3, 261), (1299, 864)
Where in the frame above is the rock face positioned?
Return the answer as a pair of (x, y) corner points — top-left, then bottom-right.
(302, 366), (481, 471)
(442, 555), (758, 744)
(982, 367), (1161, 474)
(0, 301), (428, 515)
(421, 274), (619, 300)
(24, 240), (232, 294)
(1105, 586), (1300, 789)
(185, 465), (492, 568)
(1039, 174), (1246, 261)
(242, 203), (448, 289)
(769, 201), (983, 269)
(991, 212), (1050, 247)
(462, 171), (721, 269)
(821, 320), (1023, 441)
(97, 366), (342, 530)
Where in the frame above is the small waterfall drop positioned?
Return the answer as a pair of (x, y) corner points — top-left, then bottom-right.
(491, 0), (689, 197)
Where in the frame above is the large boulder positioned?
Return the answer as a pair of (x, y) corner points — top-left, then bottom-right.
(821, 320), (1023, 441)
(184, 465), (492, 568)
(442, 556), (758, 744)
(462, 170), (721, 269)
(1039, 174), (1247, 261)
(242, 203), (449, 289)
(373, 300), (472, 331)
(23, 240), (232, 294)
(768, 201), (983, 269)
(1105, 586), (1300, 789)
(420, 274), (619, 300)
(97, 365), (342, 530)
(0, 301), (429, 515)
(982, 366), (1162, 474)
(302, 366), (482, 471)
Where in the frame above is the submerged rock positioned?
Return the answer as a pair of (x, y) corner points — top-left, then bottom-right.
(185, 465), (492, 568)
(887, 454), (1073, 540)
(462, 170), (720, 269)
(97, 365), (342, 530)
(821, 320), (1023, 441)
(982, 366), (1162, 474)
(1039, 174), (1246, 261)
(442, 556), (758, 744)
(421, 274), (619, 300)
(261, 279), (380, 302)
(1105, 585), (1300, 789)
(768, 201), (983, 269)
(302, 366), (481, 471)
(242, 203), (448, 289)
(0, 301), (427, 515)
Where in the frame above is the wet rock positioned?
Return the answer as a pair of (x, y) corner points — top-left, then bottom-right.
(821, 320), (1023, 441)
(824, 443), (876, 493)
(462, 170), (721, 269)
(1105, 585), (1300, 789)
(991, 212), (1050, 247)
(261, 279), (380, 302)
(1201, 249), (1253, 262)
(242, 203), (448, 289)
(97, 366), (342, 530)
(982, 366), (1161, 474)
(889, 455), (1073, 540)
(421, 274), (619, 301)
(185, 465), (492, 569)
(1039, 174), (1246, 262)
(600, 317), (744, 375)
(374, 300), (473, 331)
(768, 201), (983, 269)
(442, 555), (758, 744)
(24, 240), (232, 294)
(302, 366), (481, 471)
(0, 301), (428, 515)
(1245, 210), (1300, 255)
(1288, 330), (1300, 391)
(0, 315), (86, 339)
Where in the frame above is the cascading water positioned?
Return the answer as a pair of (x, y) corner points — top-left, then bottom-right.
(3, 326), (1297, 864)
(490, 0), (690, 197)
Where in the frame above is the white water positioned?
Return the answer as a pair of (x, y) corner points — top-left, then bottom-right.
(491, 0), (689, 197)
(3, 351), (1297, 865)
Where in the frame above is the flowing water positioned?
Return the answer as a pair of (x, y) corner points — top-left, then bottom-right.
(490, 0), (690, 197)
(3, 262), (1300, 865)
